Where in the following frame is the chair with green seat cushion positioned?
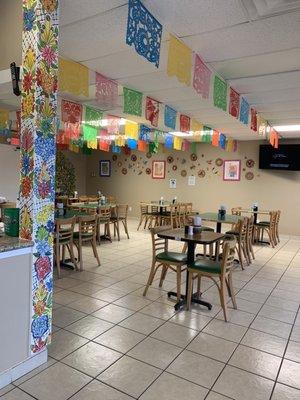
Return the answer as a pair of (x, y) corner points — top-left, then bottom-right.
(54, 216), (77, 278)
(143, 225), (187, 301)
(186, 237), (237, 322)
(254, 211), (277, 247)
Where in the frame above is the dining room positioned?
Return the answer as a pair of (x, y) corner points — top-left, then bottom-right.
(0, 0), (300, 399)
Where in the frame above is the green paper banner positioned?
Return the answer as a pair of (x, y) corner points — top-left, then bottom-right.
(123, 87), (143, 116)
(85, 105), (103, 127)
(190, 142), (197, 154)
(213, 76), (227, 112)
(82, 144), (92, 155)
(149, 141), (159, 154)
(83, 124), (97, 141)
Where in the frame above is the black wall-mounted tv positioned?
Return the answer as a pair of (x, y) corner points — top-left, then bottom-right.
(259, 144), (300, 171)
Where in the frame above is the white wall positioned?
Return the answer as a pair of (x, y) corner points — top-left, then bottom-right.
(0, 144), (20, 201)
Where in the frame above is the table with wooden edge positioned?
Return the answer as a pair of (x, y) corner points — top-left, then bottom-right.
(198, 212), (242, 233)
(157, 228), (225, 311)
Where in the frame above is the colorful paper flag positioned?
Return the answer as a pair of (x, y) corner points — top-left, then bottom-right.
(239, 97), (249, 125)
(61, 99), (82, 124)
(69, 143), (80, 153)
(95, 72), (118, 108)
(126, 0), (162, 68)
(193, 54), (211, 99)
(212, 130), (219, 147)
(112, 145), (121, 153)
(226, 138), (233, 152)
(138, 140), (147, 152)
(164, 133), (173, 149)
(257, 115), (267, 136)
(182, 140), (190, 152)
(173, 136), (183, 150)
(99, 140), (110, 152)
(201, 126), (212, 143)
(82, 144), (92, 155)
(115, 135), (126, 147)
(11, 137), (20, 146)
(87, 139), (98, 149)
(83, 125), (97, 141)
(85, 105), (103, 127)
(269, 128), (279, 148)
(123, 87), (143, 116)
(250, 108), (257, 132)
(167, 34), (192, 86)
(145, 97), (159, 127)
(213, 76), (227, 112)
(59, 58), (89, 97)
(219, 133), (227, 149)
(125, 121), (139, 139)
(191, 119), (203, 133)
(139, 124), (151, 141)
(149, 141), (158, 154)
(164, 105), (177, 130)
(64, 122), (80, 140)
(107, 115), (120, 135)
(180, 114), (190, 132)
(229, 87), (240, 118)
(127, 138), (138, 150)
(0, 109), (9, 129)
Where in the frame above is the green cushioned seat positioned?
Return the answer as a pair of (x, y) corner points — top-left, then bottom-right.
(225, 230), (239, 235)
(156, 251), (187, 263)
(200, 226), (214, 232)
(188, 258), (221, 274)
(255, 221), (270, 226)
(73, 232), (93, 239)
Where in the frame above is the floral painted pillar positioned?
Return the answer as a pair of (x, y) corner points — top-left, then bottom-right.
(20, 0), (59, 354)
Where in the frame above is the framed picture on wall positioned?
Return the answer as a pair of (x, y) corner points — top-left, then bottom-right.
(223, 160), (241, 181)
(152, 160), (166, 179)
(99, 160), (111, 177)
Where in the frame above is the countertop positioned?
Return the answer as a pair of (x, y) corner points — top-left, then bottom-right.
(0, 235), (34, 253)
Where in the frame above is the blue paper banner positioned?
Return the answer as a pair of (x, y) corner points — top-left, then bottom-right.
(164, 133), (174, 149)
(112, 145), (121, 154)
(126, 0), (162, 68)
(219, 133), (226, 149)
(240, 97), (249, 125)
(127, 138), (138, 150)
(164, 105), (177, 130)
(139, 124), (151, 141)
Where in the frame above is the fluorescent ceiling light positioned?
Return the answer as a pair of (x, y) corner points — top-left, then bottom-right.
(273, 125), (300, 132)
(169, 131), (194, 137)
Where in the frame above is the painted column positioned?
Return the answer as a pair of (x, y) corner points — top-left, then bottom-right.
(20, 0), (59, 354)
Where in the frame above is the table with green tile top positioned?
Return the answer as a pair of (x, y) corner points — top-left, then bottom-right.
(198, 212), (242, 233)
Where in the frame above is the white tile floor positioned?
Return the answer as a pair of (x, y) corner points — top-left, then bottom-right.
(2, 219), (300, 399)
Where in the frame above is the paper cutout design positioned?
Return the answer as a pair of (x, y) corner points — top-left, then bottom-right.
(123, 87), (143, 116)
(164, 105), (177, 130)
(191, 119), (203, 133)
(212, 130), (219, 147)
(87, 139), (98, 149)
(201, 126), (212, 143)
(107, 115), (120, 135)
(115, 135), (126, 147)
(219, 133), (227, 149)
(83, 125), (97, 141)
(64, 123), (80, 140)
(229, 87), (240, 118)
(180, 114), (190, 132)
(257, 116), (267, 136)
(167, 34), (192, 86)
(127, 138), (138, 150)
(95, 72), (118, 108)
(233, 140), (238, 152)
(239, 97), (249, 125)
(213, 76), (227, 111)
(164, 134), (173, 149)
(226, 138), (233, 152)
(61, 100), (82, 124)
(138, 140), (147, 152)
(182, 140), (190, 152)
(85, 106), (103, 127)
(139, 124), (151, 141)
(173, 136), (183, 150)
(149, 141), (159, 154)
(269, 128), (279, 148)
(193, 54), (211, 99)
(112, 145), (121, 153)
(125, 121), (139, 139)
(99, 140), (110, 152)
(59, 58), (89, 97)
(126, 0), (162, 68)
(250, 108), (257, 132)
(0, 109), (9, 129)
(145, 97), (159, 126)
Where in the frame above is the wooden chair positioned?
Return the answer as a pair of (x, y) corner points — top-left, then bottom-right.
(162, 204), (179, 228)
(246, 215), (255, 262)
(54, 216), (77, 278)
(137, 202), (150, 231)
(73, 215), (100, 270)
(178, 203), (187, 227)
(106, 196), (116, 204)
(110, 204), (130, 241)
(254, 211), (277, 247)
(98, 206), (111, 242)
(187, 237), (237, 321)
(275, 210), (281, 244)
(88, 196), (98, 202)
(147, 205), (161, 228)
(78, 195), (88, 203)
(185, 202), (193, 224)
(143, 225), (187, 301)
(226, 217), (249, 269)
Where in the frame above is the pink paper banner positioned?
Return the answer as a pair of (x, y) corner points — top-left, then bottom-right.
(193, 54), (211, 99)
(229, 87), (240, 118)
(145, 96), (159, 127)
(180, 114), (190, 132)
(95, 72), (118, 108)
(61, 99), (82, 124)
(250, 108), (257, 132)
(107, 115), (120, 134)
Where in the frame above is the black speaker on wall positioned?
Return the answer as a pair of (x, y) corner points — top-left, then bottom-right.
(10, 62), (21, 96)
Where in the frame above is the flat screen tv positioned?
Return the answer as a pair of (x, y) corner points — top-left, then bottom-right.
(259, 144), (300, 171)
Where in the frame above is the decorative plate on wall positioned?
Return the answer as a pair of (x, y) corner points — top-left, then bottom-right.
(190, 153), (197, 161)
(172, 165), (177, 171)
(117, 161), (122, 167)
(167, 155), (174, 163)
(131, 154), (137, 162)
(181, 170), (187, 177)
(246, 159), (255, 168)
(215, 158), (223, 167)
(198, 170), (206, 178)
(146, 152), (152, 159)
(112, 155), (117, 161)
(122, 168), (127, 175)
(145, 168), (151, 175)
(245, 171), (254, 180)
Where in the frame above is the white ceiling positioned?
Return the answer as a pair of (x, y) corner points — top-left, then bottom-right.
(1, 0), (300, 139)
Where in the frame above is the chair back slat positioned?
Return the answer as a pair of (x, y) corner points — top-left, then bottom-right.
(78, 215), (98, 239)
(55, 216), (76, 244)
(221, 238), (237, 274)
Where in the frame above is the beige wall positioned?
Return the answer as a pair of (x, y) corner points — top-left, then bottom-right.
(86, 140), (300, 236)
(0, 0), (22, 70)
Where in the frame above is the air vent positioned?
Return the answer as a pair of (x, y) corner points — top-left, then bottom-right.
(242, 0), (300, 19)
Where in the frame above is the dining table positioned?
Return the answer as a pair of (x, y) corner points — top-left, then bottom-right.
(157, 228), (225, 311)
(240, 209), (270, 224)
(198, 212), (242, 233)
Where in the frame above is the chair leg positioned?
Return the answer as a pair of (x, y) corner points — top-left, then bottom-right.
(143, 261), (157, 296)
(237, 243), (244, 270)
(68, 243), (78, 271)
(186, 271), (193, 311)
(176, 266), (181, 303)
(159, 265), (168, 287)
(116, 221), (120, 241)
(196, 275), (201, 299)
(227, 272), (237, 309)
(92, 238), (101, 266)
(123, 219), (130, 239)
(219, 279), (228, 322)
(137, 215), (143, 231)
(78, 240), (83, 271)
(55, 244), (61, 279)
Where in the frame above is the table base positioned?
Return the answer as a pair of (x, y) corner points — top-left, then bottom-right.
(167, 291), (212, 311)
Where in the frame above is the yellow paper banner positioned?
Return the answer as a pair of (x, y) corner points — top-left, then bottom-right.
(115, 135), (126, 147)
(125, 121), (139, 140)
(0, 109), (9, 129)
(167, 34), (192, 86)
(191, 119), (203, 133)
(87, 139), (97, 149)
(257, 115), (267, 136)
(69, 143), (80, 153)
(59, 58), (89, 97)
(226, 138), (233, 152)
(173, 136), (183, 150)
